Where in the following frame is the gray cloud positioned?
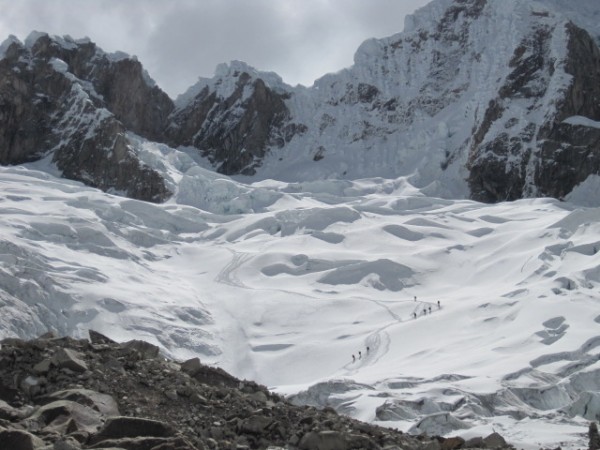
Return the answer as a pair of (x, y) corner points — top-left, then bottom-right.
(0, 0), (429, 98)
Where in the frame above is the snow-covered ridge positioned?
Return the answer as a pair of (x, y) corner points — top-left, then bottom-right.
(174, 60), (290, 110)
(3, 0), (600, 205)
(0, 31), (158, 88)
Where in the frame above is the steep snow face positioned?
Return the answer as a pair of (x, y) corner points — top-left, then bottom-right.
(543, 0), (600, 43)
(234, 0), (600, 204)
(1, 165), (599, 449)
(4, 0), (600, 205)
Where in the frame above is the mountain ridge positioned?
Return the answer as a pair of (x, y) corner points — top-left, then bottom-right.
(1, 0), (600, 205)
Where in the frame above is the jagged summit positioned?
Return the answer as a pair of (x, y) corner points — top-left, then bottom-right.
(175, 60), (289, 109)
(0, 31), (173, 202)
(2, 0), (600, 204)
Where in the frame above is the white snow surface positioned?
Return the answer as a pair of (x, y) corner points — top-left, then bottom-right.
(1, 164), (599, 449)
(1, 0), (600, 447)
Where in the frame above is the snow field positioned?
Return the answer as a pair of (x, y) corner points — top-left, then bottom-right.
(1, 165), (599, 448)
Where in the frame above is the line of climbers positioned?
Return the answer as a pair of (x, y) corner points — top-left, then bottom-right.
(412, 297), (441, 319)
(352, 346), (370, 363)
(351, 297), (443, 363)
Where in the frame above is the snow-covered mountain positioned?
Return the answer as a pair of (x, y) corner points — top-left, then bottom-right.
(2, 0), (600, 448)
(170, 0), (600, 204)
(2, 0), (600, 205)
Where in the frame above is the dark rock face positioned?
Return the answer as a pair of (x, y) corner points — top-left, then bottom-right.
(24, 33), (174, 142)
(468, 22), (600, 202)
(590, 422), (600, 450)
(0, 333), (520, 450)
(168, 71), (301, 175)
(0, 33), (171, 203)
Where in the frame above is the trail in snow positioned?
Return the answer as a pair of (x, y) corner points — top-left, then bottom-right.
(214, 249), (252, 288)
(342, 296), (444, 373)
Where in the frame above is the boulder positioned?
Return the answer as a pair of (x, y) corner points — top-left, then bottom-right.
(90, 416), (177, 443)
(299, 430), (347, 450)
(0, 379), (20, 403)
(441, 436), (465, 450)
(87, 435), (195, 450)
(42, 389), (120, 416)
(121, 340), (160, 359)
(52, 348), (88, 373)
(88, 330), (117, 345)
(32, 359), (53, 375)
(482, 432), (507, 449)
(29, 399), (104, 434)
(0, 398), (20, 420)
(180, 357), (202, 376)
(52, 437), (83, 450)
(346, 433), (379, 450)
(0, 427), (46, 450)
(240, 414), (273, 435)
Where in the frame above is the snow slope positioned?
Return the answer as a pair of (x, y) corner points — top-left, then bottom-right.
(167, 0), (600, 204)
(1, 164), (599, 448)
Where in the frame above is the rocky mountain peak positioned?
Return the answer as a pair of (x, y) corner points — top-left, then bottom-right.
(168, 61), (304, 175)
(2, 0), (600, 204)
(0, 32), (172, 202)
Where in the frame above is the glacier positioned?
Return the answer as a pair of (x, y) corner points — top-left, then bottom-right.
(1, 163), (599, 448)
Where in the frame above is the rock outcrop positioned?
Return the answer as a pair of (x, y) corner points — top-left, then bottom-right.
(167, 64), (304, 175)
(0, 33), (171, 202)
(467, 20), (600, 202)
(0, 332), (521, 450)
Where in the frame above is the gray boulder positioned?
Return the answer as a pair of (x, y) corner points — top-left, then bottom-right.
(90, 416), (177, 443)
(0, 427), (46, 450)
(30, 399), (104, 434)
(52, 348), (88, 373)
(298, 430), (347, 450)
(121, 340), (160, 359)
(483, 432), (507, 449)
(180, 357), (202, 376)
(42, 389), (120, 417)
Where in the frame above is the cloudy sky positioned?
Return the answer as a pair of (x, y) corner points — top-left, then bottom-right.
(0, 0), (430, 98)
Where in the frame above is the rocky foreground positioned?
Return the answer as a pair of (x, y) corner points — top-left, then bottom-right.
(0, 332), (596, 450)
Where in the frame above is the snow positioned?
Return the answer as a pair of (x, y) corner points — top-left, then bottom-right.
(1, 163), (599, 449)
(566, 175), (600, 207)
(563, 115), (600, 129)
